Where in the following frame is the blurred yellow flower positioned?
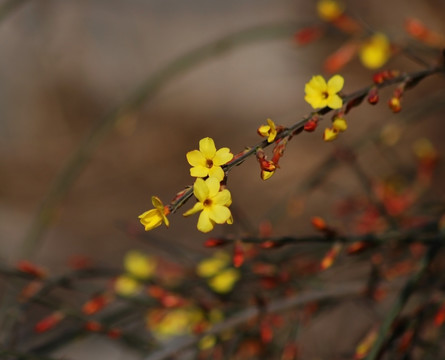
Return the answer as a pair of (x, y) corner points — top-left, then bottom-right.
(147, 307), (204, 339)
(139, 196), (169, 231)
(257, 118), (277, 143)
(124, 251), (156, 279)
(183, 177), (232, 233)
(359, 33), (391, 69)
(208, 268), (240, 294)
(305, 75), (344, 109)
(114, 275), (141, 296)
(197, 251), (230, 278)
(186, 137), (233, 181)
(317, 0), (344, 21)
(199, 335), (217, 350)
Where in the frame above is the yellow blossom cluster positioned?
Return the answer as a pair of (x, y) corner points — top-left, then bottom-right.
(359, 33), (391, 69)
(114, 251), (157, 296)
(147, 307), (224, 349)
(196, 251), (240, 293)
(184, 138), (234, 233)
(138, 137), (234, 233)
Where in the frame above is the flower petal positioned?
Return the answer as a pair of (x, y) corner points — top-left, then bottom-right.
(213, 148), (233, 166)
(197, 211), (214, 233)
(211, 189), (231, 206)
(151, 196), (163, 210)
(327, 94), (343, 109)
(139, 209), (163, 231)
(190, 166), (209, 178)
(183, 202), (204, 216)
(186, 150), (206, 167)
(310, 75), (327, 91)
(208, 166), (224, 181)
(205, 177), (221, 197)
(193, 178), (209, 202)
(207, 205), (231, 224)
(327, 74), (344, 93)
(199, 137), (216, 159)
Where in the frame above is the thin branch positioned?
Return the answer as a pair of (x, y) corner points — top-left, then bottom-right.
(364, 243), (442, 360)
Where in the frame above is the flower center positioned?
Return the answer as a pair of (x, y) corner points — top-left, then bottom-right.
(322, 91), (329, 99)
(206, 159), (213, 168)
(203, 199), (212, 207)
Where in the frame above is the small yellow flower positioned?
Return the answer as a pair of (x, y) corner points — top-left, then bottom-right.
(197, 251), (230, 278)
(114, 275), (141, 296)
(359, 33), (391, 69)
(332, 117), (348, 132)
(208, 268), (240, 294)
(317, 0), (344, 21)
(183, 177), (232, 233)
(257, 118), (277, 143)
(199, 335), (217, 350)
(305, 75), (344, 109)
(124, 251), (157, 279)
(147, 307), (204, 339)
(139, 196), (169, 231)
(323, 128), (339, 142)
(186, 137), (233, 181)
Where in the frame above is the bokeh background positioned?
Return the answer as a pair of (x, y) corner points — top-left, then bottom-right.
(1, 0), (444, 358)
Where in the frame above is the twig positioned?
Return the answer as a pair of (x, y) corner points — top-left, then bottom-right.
(143, 281), (397, 360)
(364, 242), (442, 360)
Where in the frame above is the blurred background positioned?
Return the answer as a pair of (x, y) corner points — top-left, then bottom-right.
(0, 0), (444, 358)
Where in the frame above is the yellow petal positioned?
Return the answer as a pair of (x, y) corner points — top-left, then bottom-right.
(114, 275), (141, 296)
(208, 268), (240, 293)
(193, 178), (209, 202)
(186, 150), (206, 167)
(151, 196), (164, 210)
(207, 205), (231, 224)
(190, 165), (209, 178)
(199, 137), (216, 159)
(332, 117), (348, 132)
(213, 148), (233, 166)
(327, 74), (344, 93)
(197, 211), (214, 233)
(205, 177), (221, 197)
(327, 94), (343, 109)
(183, 201), (204, 217)
(139, 209), (163, 231)
(208, 166), (224, 181)
(257, 125), (271, 137)
(261, 170), (275, 180)
(212, 189), (231, 206)
(124, 251), (156, 279)
(323, 128), (339, 141)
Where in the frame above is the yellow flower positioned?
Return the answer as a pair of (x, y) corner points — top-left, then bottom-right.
(147, 307), (204, 339)
(317, 0), (344, 21)
(208, 268), (240, 294)
(124, 251), (156, 279)
(332, 117), (347, 132)
(257, 118), (277, 143)
(305, 75), (344, 109)
(186, 137), (233, 181)
(183, 177), (232, 233)
(197, 251), (230, 278)
(139, 196), (169, 231)
(323, 128), (339, 142)
(359, 33), (391, 69)
(114, 275), (141, 296)
(199, 335), (217, 350)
